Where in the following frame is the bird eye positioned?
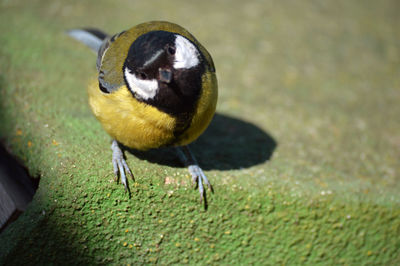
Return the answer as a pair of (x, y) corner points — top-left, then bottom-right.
(168, 46), (176, 55)
(138, 72), (147, 79)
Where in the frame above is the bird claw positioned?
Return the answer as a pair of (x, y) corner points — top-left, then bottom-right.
(111, 140), (134, 194)
(188, 164), (213, 202)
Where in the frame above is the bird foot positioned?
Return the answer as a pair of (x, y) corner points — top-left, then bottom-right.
(188, 164), (214, 202)
(111, 140), (134, 194)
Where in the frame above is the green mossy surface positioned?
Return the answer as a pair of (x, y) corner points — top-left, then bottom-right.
(0, 0), (399, 264)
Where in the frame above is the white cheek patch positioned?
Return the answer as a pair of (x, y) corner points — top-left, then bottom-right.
(174, 35), (200, 69)
(124, 68), (158, 100)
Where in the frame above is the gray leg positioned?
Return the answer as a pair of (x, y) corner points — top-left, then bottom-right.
(111, 140), (134, 193)
(176, 146), (213, 201)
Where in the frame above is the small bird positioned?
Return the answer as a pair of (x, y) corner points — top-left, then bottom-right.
(68, 21), (218, 202)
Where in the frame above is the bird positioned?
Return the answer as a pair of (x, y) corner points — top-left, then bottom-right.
(67, 21), (218, 202)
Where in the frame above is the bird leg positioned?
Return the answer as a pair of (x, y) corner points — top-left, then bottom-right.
(176, 146), (213, 202)
(111, 140), (134, 195)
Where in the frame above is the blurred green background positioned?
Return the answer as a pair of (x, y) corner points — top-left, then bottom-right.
(0, 0), (399, 264)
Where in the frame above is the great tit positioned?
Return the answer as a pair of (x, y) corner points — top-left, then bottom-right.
(68, 21), (218, 202)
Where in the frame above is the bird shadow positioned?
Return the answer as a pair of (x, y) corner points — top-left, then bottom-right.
(127, 113), (277, 171)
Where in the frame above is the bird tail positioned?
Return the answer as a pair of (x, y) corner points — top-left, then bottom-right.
(67, 28), (109, 52)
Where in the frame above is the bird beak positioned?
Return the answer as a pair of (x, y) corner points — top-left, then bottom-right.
(159, 68), (172, 83)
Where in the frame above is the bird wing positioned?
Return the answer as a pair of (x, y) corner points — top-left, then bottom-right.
(97, 30), (127, 93)
(68, 28), (127, 94)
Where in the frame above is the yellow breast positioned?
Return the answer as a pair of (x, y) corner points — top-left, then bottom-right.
(86, 22), (218, 150)
(87, 70), (217, 150)
(87, 79), (176, 150)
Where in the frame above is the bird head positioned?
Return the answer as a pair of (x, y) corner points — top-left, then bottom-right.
(123, 30), (205, 115)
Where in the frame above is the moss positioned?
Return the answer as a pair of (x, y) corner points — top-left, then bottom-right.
(1, 0), (400, 264)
